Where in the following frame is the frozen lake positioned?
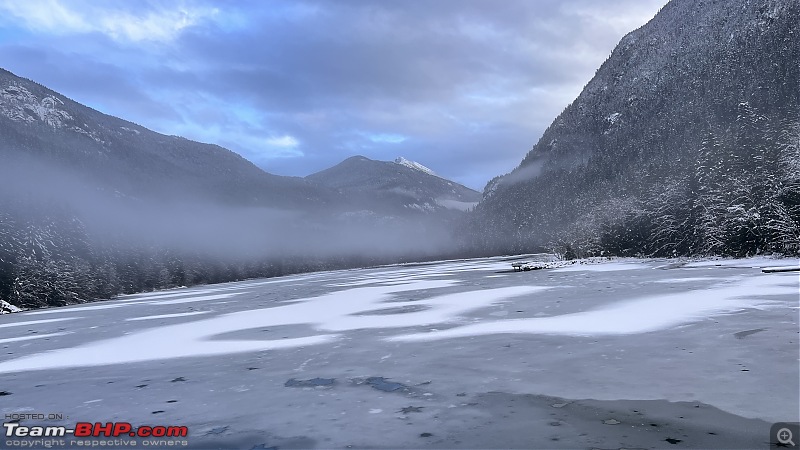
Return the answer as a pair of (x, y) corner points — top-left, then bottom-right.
(0, 256), (797, 449)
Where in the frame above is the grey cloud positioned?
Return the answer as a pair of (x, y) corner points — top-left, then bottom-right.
(0, 43), (182, 125)
(0, 0), (668, 190)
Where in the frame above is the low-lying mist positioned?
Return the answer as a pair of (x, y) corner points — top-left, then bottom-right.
(0, 156), (464, 310)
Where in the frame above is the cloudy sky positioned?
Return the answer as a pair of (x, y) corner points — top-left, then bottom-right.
(0, 0), (667, 190)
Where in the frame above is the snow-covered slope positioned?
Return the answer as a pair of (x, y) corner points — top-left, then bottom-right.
(394, 156), (436, 176)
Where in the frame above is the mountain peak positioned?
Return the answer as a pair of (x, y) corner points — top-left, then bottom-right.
(345, 155), (371, 162)
(394, 157), (436, 176)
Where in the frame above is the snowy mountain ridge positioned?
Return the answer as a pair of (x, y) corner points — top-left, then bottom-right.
(0, 82), (71, 127)
(0, 81), (107, 145)
(394, 156), (436, 176)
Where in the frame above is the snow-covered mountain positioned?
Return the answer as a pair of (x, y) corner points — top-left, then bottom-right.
(471, 0), (800, 258)
(0, 69), (479, 311)
(0, 68), (336, 210)
(307, 155), (480, 215)
(0, 68), (478, 219)
(394, 156), (436, 176)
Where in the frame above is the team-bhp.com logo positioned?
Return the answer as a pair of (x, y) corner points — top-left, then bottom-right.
(5, 422), (187, 438)
(4, 421), (189, 447)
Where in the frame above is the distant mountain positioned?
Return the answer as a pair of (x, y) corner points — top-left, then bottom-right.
(307, 155), (480, 215)
(0, 70), (476, 311)
(471, 0), (799, 257)
(0, 68), (334, 209)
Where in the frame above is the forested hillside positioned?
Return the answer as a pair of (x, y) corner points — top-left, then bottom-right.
(469, 0), (800, 258)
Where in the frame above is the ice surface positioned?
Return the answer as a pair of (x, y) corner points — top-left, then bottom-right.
(117, 289), (223, 301)
(684, 257), (797, 268)
(147, 292), (244, 305)
(552, 262), (651, 272)
(763, 265), (800, 272)
(389, 275), (794, 341)
(0, 278), (549, 372)
(652, 277), (726, 283)
(0, 332), (69, 344)
(125, 311), (211, 321)
(0, 255), (797, 431)
(5, 257), (793, 373)
(24, 304), (130, 315)
(0, 317), (78, 328)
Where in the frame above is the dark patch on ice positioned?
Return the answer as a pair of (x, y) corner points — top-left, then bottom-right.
(205, 426), (228, 436)
(355, 305), (430, 315)
(364, 377), (406, 392)
(734, 328), (766, 339)
(420, 432), (433, 438)
(167, 400), (177, 403)
(399, 406), (423, 413)
(135, 384), (147, 389)
(384, 296), (424, 303)
(171, 377), (186, 382)
(249, 445), (278, 450)
(247, 367), (259, 371)
(285, 377), (335, 387)
(658, 262), (688, 269)
(152, 410), (164, 414)
(665, 437), (683, 444)
(0, 391), (11, 396)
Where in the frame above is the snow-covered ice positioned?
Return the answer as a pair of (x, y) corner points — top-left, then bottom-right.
(389, 275), (793, 341)
(0, 317), (78, 328)
(0, 332), (70, 344)
(125, 311), (211, 321)
(551, 261), (651, 272)
(0, 255), (796, 443)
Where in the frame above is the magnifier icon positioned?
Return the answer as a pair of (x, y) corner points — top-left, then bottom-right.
(778, 428), (795, 446)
